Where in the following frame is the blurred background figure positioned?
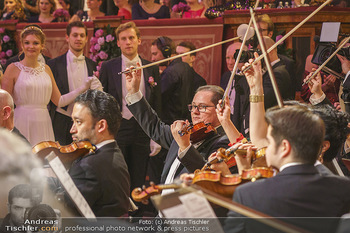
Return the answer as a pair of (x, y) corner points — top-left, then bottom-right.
(0, 0), (27, 21)
(132, 0), (170, 20)
(113, 0), (132, 19)
(28, 0), (58, 23)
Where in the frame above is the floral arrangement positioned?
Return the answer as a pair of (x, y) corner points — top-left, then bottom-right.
(53, 9), (70, 22)
(0, 28), (18, 66)
(89, 25), (121, 77)
(172, 2), (191, 17)
(148, 76), (157, 87)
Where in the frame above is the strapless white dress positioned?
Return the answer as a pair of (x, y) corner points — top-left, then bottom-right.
(13, 62), (55, 146)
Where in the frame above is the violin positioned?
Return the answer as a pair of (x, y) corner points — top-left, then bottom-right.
(131, 183), (182, 202)
(32, 140), (96, 168)
(131, 166), (276, 202)
(178, 122), (216, 143)
(202, 146), (266, 171)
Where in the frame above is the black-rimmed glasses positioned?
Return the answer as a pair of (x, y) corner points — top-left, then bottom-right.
(188, 104), (215, 113)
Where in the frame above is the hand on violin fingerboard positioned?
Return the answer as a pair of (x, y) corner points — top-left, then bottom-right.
(234, 143), (256, 175)
(208, 152), (231, 176)
(171, 120), (191, 152)
(304, 68), (323, 99)
(125, 63), (142, 95)
(216, 97), (231, 125)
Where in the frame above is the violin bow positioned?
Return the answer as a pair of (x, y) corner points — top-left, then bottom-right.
(302, 36), (350, 86)
(242, 0), (333, 74)
(220, 0), (260, 108)
(250, 8), (284, 108)
(118, 36), (240, 75)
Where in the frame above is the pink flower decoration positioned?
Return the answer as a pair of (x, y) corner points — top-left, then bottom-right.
(0, 52), (5, 58)
(0, 28), (5, 34)
(106, 34), (114, 42)
(98, 51), (108, 60)
(0, 59), (6, 65)
(90, 37), (98, 45)
(5, 49), (12, 57)
(97, 37), (105, 45)
(276, 35), (284, 44)
(94, 44), (101, 51)
(2, 35), (10, 43)
(94, 70), (100, 78)
(148, 76), (157, 87)
(95, 29), (104, 38)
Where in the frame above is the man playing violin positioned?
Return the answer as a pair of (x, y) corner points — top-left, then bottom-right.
(125, 67), (239, 193)
(223, 55), (350, 233)
(54, 90), (130, 217)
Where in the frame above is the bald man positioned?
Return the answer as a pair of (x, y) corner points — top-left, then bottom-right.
(220, 42), (250, 136)
(0, 89), (28, 142)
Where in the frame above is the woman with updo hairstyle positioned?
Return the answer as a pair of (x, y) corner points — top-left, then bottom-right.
(0, 0), (27, 22)
(1, 24), (93, 146)
(28, 0), (58, 23)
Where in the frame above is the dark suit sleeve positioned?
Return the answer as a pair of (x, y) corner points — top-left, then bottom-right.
(224, 191), (246, 233)
(127, 97), (174, 150)
(99, 61), (109, 92)
(263, 67), (291, 110)
(147, 64), (162, 115)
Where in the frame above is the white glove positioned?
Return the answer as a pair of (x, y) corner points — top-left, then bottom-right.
(90, 76), (103, 91)
(149, 139), (161, 156)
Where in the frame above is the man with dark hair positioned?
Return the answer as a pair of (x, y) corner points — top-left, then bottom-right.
(225, 105), (350, 233)
(48, 21), (101, 145)
(66, 90), (130, 217)
(176, 41), (207, 92)
(224, 58), (350, 233)
(99, 21), (161, 195)
(125, 67), (231, 193)
(1, 184), (34, 231)
(151, 36), (195, 124)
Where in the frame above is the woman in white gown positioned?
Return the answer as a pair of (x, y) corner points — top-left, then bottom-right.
(1, 25), (92, 146)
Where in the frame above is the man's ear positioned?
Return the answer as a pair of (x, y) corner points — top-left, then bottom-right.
(280, 139), (292, 159)
(96, 119), (108, 133)
(268, 31), (273, 38)
(2, 106), (11, 120)
(321, 141), (330, 154)
(190, 55), (196, 64)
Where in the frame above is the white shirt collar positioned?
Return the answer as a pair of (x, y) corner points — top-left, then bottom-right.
(95, 139), (115, 150)
(271, 58), (281, 67)
(279, 162), (303, 172)
(67, 49), (84, 62)
(122, 54), (140, 66)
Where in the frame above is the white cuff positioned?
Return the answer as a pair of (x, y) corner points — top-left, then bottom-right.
(178, 143), (192, 159)
(125, 90), (143, 105)
(309, 92), (326, 105)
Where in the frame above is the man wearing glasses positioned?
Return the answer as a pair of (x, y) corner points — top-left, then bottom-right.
(125, 74), (230, 192)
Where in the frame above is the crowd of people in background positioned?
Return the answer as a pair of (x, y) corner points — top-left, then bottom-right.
(0, 0), (216, 22)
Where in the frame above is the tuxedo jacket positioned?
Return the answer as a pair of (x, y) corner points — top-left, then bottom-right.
(220, 71), (250, 137)
(263, 61), (293, 110)
(99, 56), (161, 115)
(161, 58), (194, 124)
(47, 52), (96, 114)
(12, 126), (30, 144)
(225, 164), (350, 233)
(192, 68), (207, 92)
(127, 97), (230, 184)
(68, 141), (130, 217)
